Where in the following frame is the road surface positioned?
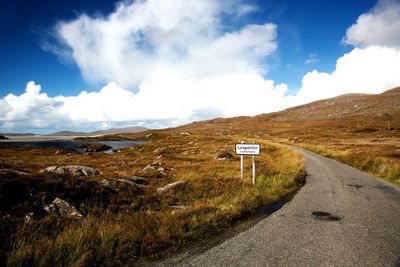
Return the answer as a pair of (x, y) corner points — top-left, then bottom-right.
(163, 147), (400, 266)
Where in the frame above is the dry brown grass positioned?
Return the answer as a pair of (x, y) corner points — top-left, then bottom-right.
(0, 132), (305, 266)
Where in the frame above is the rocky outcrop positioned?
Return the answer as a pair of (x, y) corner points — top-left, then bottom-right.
(85, 144), (112, 152)
(43, 203), (59, 215)
(100, 178), (147, 191)
(52, 198), (83, 219)
(0, 168), (30, 176)
(40, 165), (102, 176)
(0, 135), (8, 140)
(215, 152), (233, 161)
(55, 148), (77, 155)
(74, 143), (112, 152)
(157, 181), (187, 194)
(131, 176), (148, 185)
(137, 162), (168, 178)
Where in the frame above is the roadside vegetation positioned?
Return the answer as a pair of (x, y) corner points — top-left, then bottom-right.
(0, 131), (305, 266)
(298, 143), (400, 186)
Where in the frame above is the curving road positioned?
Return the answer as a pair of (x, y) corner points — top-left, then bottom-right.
(164, 147), (400, 266)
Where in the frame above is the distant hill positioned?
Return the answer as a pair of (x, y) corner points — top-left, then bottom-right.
(169, 86), (400, 139)
(0, 133), (36, 136)
(261, 87), (400, 122)
(51, 126), (148, 136)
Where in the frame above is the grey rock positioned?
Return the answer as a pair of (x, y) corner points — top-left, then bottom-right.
(24, 212), (34, 224)
(43, 203), (59, 215)
(53, 198), (83, 219)
(40, 165), (102, 176)
(131, 176), (148, 185)
(117, 178), (136, 186)
(215, 152), (233, 161)
(138, 162), (167, 178)
(157, 181), (187, 194)
(0, 169), (30, 176)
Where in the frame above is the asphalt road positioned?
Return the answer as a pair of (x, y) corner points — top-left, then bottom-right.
(165, 147), (400, 266)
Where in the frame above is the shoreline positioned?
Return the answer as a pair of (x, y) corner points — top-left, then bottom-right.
(0, 135), (92, 142)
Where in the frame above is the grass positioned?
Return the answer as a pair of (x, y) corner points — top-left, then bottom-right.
(0, 133), (305, 266)
(298, 143), (400, 186)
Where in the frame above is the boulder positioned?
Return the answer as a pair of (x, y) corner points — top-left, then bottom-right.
(0, 168), (30, 176)
(137, 162), (167, 178)
(85, 144), (112, 152)
(131, 176), (148, 185)
(157, 181), (187, 194)
(43, 203), (59, 215)
(215, 152), (233, 161)
(40, 165), (102, 176)
(55, 148), (77, 155)
(100, 178), (146, 191)
(24, 212), (34, 224)
(0, 135), (8, 140)
(117, 178), (136, 186)
(53, 198), (83, 219)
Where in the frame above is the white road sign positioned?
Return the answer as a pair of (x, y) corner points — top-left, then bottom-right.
(236, 144), (260, 155)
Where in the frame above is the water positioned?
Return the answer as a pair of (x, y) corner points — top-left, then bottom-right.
(0, 140), (143, 153)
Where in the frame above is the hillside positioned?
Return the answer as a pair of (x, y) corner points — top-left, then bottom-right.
(51, 126), (148, 136)
(263, 87), (400, 122)
(163, 87), (400, 140)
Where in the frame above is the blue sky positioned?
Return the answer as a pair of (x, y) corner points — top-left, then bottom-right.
(1, 0), (400, 133)
(1, 0), (375, 96)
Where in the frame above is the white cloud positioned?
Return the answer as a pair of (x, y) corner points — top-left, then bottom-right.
(294, 0), (400, 105)
(0, 78), (288, 132)
(54, 0), (275, 89)
(294, 46), (400, 104)
(343, 0), (400, 47)
(3, 0), (400, 133)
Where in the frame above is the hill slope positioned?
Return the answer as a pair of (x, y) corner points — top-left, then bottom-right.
(263, 87), (400, 122)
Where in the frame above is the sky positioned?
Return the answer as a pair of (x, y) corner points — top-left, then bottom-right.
(1, 0), (400, 133)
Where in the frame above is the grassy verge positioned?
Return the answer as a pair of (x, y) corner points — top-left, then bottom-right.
(1, 133), (305, 266)
(298, 144), (400, 186)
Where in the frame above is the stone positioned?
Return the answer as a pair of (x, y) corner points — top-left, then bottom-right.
(137, 162), (167, 178)
(55, 148), (76, 155)
(24, 212), (34, 224)
(40, 165), (102, 176)
(99, 179), (118, 191)
(117, 178), (136, 186)
(84, 144), (112, 152)
(153, 147), (165, 154)
(157, 181), (187, 194)
(215, 152), (233, 161)
(0, 168), (30, 176)
(43, 203), (59, 215)
(53, 198), (83, 219)
(131, 176), (148, 185)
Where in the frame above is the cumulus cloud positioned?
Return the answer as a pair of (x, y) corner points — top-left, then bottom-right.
(54, 0), (275, 88)
(295, 46), (400, 103)
(0, 78), (287, 132)
(293, 0), (400, 105)
(3, 0), (400, 133)
(343, 0), (400, 47)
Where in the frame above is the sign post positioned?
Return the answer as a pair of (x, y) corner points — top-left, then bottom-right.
(240, 141), (244, 180)
(236, 141), (260, 185)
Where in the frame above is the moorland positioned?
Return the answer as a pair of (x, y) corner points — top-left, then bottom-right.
(0, 87), (399, 266)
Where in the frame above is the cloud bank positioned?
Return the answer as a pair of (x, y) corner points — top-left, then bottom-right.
(1, 0), (400, 133)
